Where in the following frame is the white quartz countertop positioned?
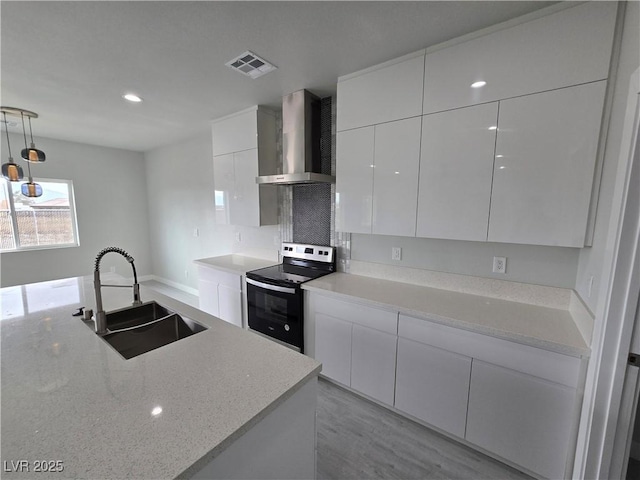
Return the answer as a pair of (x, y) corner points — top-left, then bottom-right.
(302, 273), (589, 357)
(0, 274), (320, 479)
(193, 255), (276, 275)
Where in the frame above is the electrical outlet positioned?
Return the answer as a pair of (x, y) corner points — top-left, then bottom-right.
(493, 256), (507, 274)
(392, 247), (402, 261)
(110, 266), (116, 273)
(185, 270), (189, 279)
(193, 227), (199, 237)
(587, 276), (594, 298)
(235, 232), (241, 243)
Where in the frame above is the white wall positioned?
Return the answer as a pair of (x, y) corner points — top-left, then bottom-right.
(144, 130), (280, 290)
(0, 134), (151, 287)
(351, 234), (580, 288)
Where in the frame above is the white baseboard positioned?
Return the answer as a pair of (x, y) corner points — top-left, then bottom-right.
(140, 275), (199, 297)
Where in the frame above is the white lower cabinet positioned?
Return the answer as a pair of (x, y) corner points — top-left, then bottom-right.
(395, 338), (471, 438)
(197, 266), (243, 328)
(315, 313), (352, 387)
(311, 293), (583, 479)
(466, 360), (577, 479)
(351, 324), (397, 406)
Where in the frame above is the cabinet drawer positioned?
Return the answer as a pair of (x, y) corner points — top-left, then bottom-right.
(316, 296), (398, 334)
(398, 314), (581, 388)
(197, 266), (242, 290)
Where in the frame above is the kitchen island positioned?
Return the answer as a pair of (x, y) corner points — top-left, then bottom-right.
(1, 274), (320, 479)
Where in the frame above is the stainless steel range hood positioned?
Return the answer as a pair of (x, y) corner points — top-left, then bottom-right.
(256, 90), (335, 185)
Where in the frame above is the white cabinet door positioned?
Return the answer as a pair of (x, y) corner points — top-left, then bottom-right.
(350, 324), (397, 406)
(395, 338), (472, 438)
(213, 153), (235, 225)
(336, 127), (375, 234)
(373, 117), (422, 237)
(417, 103), (498, 241)
(218, 284), (243, 328)
(488, 81), (606, 247)
(423, 2), (616, 114)
(232, 149), (260, 227)
(212, 108), (259, 156)
(338, 53), (425, 131)
(197, 278), (220, 317)
(315, 313), (352, 387)
(466, 360), (577, 480)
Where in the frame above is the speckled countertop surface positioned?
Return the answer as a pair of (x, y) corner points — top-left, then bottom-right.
(193, 255), (276, 275)
(303, 273), (589, 357)
(0, 274), (320, 479)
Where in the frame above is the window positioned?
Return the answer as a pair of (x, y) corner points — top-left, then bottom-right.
(0, 179), (79, 252)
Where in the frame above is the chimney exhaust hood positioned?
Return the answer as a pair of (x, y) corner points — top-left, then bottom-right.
(256, 90), (335, 185)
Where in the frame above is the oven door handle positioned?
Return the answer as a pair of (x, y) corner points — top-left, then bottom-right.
(246, 278), (297, 295)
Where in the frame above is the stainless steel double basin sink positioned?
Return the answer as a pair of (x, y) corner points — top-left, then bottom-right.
(95, 301), (207, 359)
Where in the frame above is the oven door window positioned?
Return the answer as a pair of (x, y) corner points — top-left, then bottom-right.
(247, 283), (303, 349)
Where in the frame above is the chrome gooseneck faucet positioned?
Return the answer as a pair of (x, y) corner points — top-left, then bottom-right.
(94, 247), (142, 335)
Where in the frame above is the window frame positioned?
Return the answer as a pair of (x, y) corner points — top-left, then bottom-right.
(1, 177), (80, 253)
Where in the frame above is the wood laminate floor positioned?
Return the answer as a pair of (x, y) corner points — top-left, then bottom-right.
(316, 378), (534, 480)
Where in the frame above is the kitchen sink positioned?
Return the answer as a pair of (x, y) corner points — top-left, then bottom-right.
(97, 302), (207, 359)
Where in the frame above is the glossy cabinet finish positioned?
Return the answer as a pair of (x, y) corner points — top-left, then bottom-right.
(395, 338), (471, 438)
(373, 117), (421, 237)
(466, 360), (577, 479)
(336, 118), (421, 237)
(212, 107), (259, 156)
(197, 266), (243, 327)
(488, 81), (607, 247)
(350, 324), (397, 406)
(337, 53), (425, 131)
(423, 2), (617, 114)
(211, 106), (278, 227)
(336, 127), (375, 234)
(417, 103), (498, 241)
(315, 313), (352, 387)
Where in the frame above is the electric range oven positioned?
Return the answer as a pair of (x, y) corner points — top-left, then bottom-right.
(246, 243), (335, 353)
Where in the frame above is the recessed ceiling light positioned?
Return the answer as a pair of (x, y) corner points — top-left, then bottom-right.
(488, 126), (498, 131)
(123, 93), (142, 103)
(471, 81), (487, 88)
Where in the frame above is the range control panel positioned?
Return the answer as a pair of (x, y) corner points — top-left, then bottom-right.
(281, 242), (335, 264)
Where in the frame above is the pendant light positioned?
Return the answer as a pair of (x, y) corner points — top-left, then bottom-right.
(21, 114), (46, 162)
(1, 106), (47, 197)
(20, 112), (42, 198)
(1, 111), (24, 181)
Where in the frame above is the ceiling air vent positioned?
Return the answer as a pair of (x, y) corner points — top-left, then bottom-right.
(225, 51), (277, 79)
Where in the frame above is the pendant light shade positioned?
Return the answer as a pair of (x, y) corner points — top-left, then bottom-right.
(21, 144), (46, 163)
(21, 179), (43, 198)
(2, 161), (24, 181)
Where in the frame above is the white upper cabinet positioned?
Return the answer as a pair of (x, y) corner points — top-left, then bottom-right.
(373, 117), (421, 236)
(488, 81), (607, 247)
(211, 106), (278, 227)
(337, 52), (425, 131)
(212, 108), (259, 156)
(336, 126), (375, 234)
(417, 103), (498, 241)
(336, 118), (421, 236)
(423, 1), (617, 114)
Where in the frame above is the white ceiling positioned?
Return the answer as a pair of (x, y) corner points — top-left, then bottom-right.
(1, 1), (557, 152)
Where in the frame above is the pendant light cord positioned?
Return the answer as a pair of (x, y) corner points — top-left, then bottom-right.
(20, 113), (33, 179)
(3, 112), (13, 159)
(27, 116), (35, 145)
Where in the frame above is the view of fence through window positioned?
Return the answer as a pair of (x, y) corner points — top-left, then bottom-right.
(0, 179), (78, 251)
